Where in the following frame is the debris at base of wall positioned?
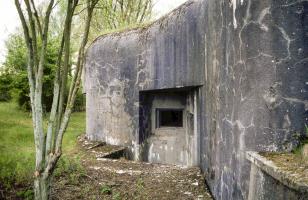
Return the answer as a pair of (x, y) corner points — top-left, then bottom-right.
(89, 166), (101, 170)
(73, 135), (214, 199)
(192, 181), (199, 186)
(184, 191), (192, 195)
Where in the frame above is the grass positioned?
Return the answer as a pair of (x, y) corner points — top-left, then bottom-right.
(291, 125), (308, 156)
(0, 101), (85, 188)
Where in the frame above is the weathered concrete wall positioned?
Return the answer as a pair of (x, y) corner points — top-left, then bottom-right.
(85, 0), (206, 158)
(139, 89), (199, 166)
(246, 152), (308, 200)
(248, 164), (304, 200)
(85, 0), (308, 199)
(203, 1), (308, 199)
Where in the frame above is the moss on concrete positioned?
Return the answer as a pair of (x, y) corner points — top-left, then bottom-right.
(260, 152), (308, 188)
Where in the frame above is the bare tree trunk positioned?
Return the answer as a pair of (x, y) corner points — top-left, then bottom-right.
(34, 176), (50, 200)
(15, 0), (99, 199)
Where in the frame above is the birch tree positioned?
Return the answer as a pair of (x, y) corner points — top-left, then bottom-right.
(95, 0), (153, 29)
(14, 0), (99, 199)
(74, 0), (153, 43)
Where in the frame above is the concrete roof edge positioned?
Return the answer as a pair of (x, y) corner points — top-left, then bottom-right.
(86, 0), (198, 53)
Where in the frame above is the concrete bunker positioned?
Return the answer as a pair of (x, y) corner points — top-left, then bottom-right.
(85, 0), (308, 199)
(139, 87), (201, 166)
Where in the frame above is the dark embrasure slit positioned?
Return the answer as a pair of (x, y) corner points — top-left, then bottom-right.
(156, 109), (183, 128)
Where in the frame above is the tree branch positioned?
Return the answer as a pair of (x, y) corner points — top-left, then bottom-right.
(46, 34), (64, 158)
(139, 0), (150, 23)
(24, 0), (39, 73)
(55, 0), (78, 153)
(30, 0), (43, 37)
(14, 0), (36, 126)
(135, 0), (142, 21)
(55, 0), (98, 154)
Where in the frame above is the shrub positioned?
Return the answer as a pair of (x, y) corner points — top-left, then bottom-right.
(0, 72), (13, 102)
(73, 90), (86, 112)
(16, 189), (34, 200)
(3, 32), (58, 112)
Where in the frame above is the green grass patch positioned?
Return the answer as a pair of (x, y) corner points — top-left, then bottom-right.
(100, 185), (112, 195)
(292, 125), (308, 156)
(0, 101), (85, 188)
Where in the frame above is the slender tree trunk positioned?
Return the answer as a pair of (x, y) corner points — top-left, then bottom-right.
(15, 0), (99, 199)
(34, 176), (50, 200)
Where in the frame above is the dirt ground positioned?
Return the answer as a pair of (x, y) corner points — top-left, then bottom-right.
(51, 136), (213, 200)
(1, 136), (213, 200)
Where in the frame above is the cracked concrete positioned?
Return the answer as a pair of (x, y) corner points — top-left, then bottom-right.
(85, 0), (308, 199)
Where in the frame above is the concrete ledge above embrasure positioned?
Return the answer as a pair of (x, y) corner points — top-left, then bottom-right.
(246, 151), (308, 194)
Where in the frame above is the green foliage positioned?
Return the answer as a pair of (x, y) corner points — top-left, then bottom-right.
(112, 192), (121, 200)
(4, 32), (27, 73)
(54, 155), (86, 185)
(91, 0), (153, 30)
(2, 0), (153, 112)
(100, 185), (112, 195)
(137, 178), (144, 189)
(0, 102), (85, 188)
(3, 32), (59, 112)
(292, 125), (308, 155)
(134, 178), (147, 199)
(0, 102), (35, 187)
(71, 0), (153, 46)
(2, 32), (86, 112)
(73, 90), (86, 112)
(16, 188), (34, 200)
(13, 72), (32, 111)
(0, 70), (13, 101)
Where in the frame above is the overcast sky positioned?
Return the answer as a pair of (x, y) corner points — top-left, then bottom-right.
(0, 0), (188, 65)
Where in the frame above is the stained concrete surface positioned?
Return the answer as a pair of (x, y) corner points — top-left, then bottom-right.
(139, 89), (199, 166)
(246, 151), (308, 200)
(85, 0), (308, 199)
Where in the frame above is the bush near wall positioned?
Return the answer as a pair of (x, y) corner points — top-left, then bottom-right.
(0, 72), (13, 102)
(2, 33), (85, 112)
